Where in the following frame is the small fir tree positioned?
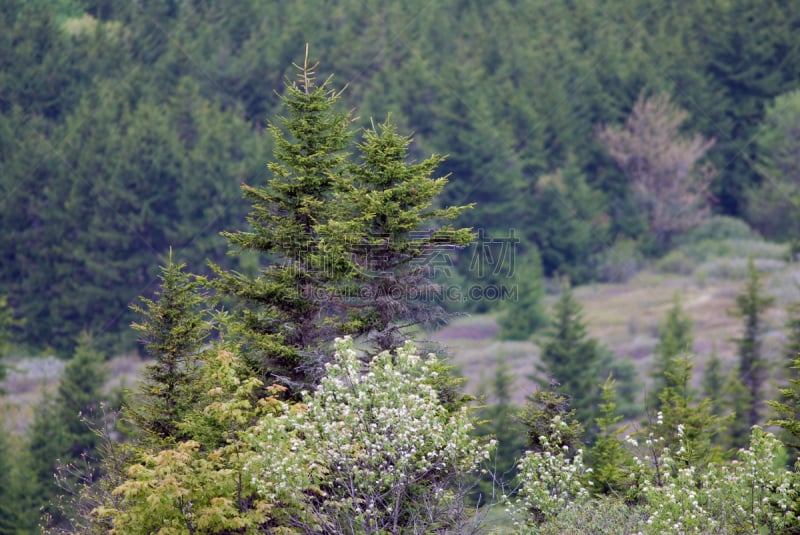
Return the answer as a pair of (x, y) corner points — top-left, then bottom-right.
(729, 258), (774, 440)
(766, 302), (800, 453)
(650, 295), (694, 409)
(127, 253), (213, 444)
(702, 344), (726, 418)
(534, 281), (620, 435)
(656, 353), (725, 468)
(586, 375), (636, 496)
(473, 354), (526, 503)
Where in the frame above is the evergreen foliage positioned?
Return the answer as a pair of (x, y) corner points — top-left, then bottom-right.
(650, 295), (694, 409)
(497, 247), (548, 341)
(767, 302), (800, 453)
(210, 49), (355, 386)
(729, 258), (775, 444)
(534, 281), (632, 434)
(127, 253), (213, 444)
(586, 375), (636, 496)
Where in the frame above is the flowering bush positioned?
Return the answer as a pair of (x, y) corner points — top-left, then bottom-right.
(245, 337), (493, 534)
(508, 415), (590, 529)
(639, 427), (800, 534)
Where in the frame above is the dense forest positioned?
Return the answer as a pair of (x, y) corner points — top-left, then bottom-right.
(4, 0), (800, 533)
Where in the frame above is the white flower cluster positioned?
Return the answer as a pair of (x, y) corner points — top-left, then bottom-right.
(245, 337), (492, 532)
(638, 427), (800, 533)
(508, 417), (589, 530)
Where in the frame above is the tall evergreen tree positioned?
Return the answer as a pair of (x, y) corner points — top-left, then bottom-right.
(211, 48), (354, 386)
(729, 258), (775, 442)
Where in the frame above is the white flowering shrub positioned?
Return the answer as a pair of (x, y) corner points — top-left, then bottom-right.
(638, 426), (800, 534)
(245, 337), (493, 534)
(508, 415), (590, 530)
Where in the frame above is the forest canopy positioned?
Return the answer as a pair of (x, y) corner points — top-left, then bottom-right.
(2, 0), (800, 353)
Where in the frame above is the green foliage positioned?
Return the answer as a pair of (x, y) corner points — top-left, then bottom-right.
(656, 354), (726, 469)
(639, 428), (800, 534)
(729, 258), (775, 444)
(127, 254), (213, 444)
(472, 354), (526, 504)
(534, 281), (632, 434)
(497, 247), (548, 341)
(95, 346), (273, 534)
(682, 215), (756, 245)
(767, 302), (800, 452)
(510, 410), (590, 528)
(518, 388), (583, 455)
(211, 53), (355, 386)
(527, 159), (611, 283)
(586, 375), (636, 497)
(650, 295), (694, 409)
(747, 89), (800, 242)
(325, 116), (474, 352)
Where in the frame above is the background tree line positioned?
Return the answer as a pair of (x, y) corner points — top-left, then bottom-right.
(2, 0), (800, 353)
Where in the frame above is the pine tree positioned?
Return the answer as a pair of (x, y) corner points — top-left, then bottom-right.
(729, 258), (774, 438)
(127, 253), (212, 443)
(28, 389), (70, 527)
(650, 295), (694, 409)
(497, 247), (548, 341)
(702, 344), (726, 418)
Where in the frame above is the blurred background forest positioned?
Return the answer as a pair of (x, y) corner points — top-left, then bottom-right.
(3, 0), (800, 355)
(3, 0), (800, 531)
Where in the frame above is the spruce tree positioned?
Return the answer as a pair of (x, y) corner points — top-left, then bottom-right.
(57, 333), (108, 462)
(650, 295), (694, 409)
(211, 48), (354, 386)
(656, 353), (724, 468)
(473, 354), (526, 503)
(128, 253), (212, 443)
(766, 302), (800, 452)
(586, 375), (636, 496)
(497, 247), (548, 341)
(729, 258), (774, 439)
(28, 389), (70, 527)
(702, 344), (726, 418)
(323, 116), (473, 352)
(534, 281), (621, 434)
